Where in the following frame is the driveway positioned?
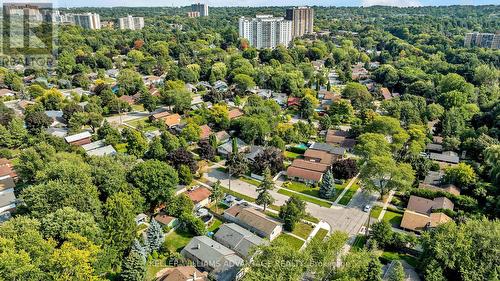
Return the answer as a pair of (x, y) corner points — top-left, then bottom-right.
(205, 168), (377, 237)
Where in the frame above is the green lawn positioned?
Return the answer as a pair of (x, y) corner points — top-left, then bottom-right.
(163, 229), (194, 253)
(380, 250), (418, 267)
(338, 181), (361, 205)
(284, 151), (303, 160)
(370, 206), (383, 219)
(312, 228), (328, 243)
(239, 177), (261, 187)
(352, 235), (367, 250)
(304, 214), (320, 224)
(275, 234), (304, 251)
(207, 218), (223, 232)
(283, 181), (345, 202)
(145, 258), (167, 281)
(278, 188), (332, 208)
(292, 222), (314, 239)
(208, 203), (229, 215)
(382, 210), (403, 227)
(220, 187), (281, 211)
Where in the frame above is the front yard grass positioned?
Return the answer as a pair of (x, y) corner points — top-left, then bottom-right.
(380, 250), (418, 267)
(145, 257), (167, 281)
(292, 222), (314, 239)
(277, 188), (332, 208)
(338, 181), (360, 205)
(275, 234), (304, 251)
(382, 209), (403, 227)
(352, 235), (367, 250)
(370, 206), (383, 219)
(239, 177), (261, 187)
(311, 228), (328, 243)
(283, 181), (345, 202)
(163, 229), (194, 253)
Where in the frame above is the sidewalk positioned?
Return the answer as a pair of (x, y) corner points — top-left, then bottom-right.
(333, 173), (360, 205)
(377, 190), (395, 221)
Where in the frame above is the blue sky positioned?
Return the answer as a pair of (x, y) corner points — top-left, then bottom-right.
(52, 0), (498, 8)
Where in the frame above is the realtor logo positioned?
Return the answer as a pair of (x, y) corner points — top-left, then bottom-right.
(2, 2), (54, 56)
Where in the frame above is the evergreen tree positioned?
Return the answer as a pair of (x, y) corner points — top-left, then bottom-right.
(209, 133), (218, 149)
(319, 170), (336, 199)
(256, 168), (275, 211)
(231, 137), (238, 154)
(131, 239), (146, 259)
(365, 257), (382, 281)
(388, 261), (405, 281)
(144, 219), (164, 253)
(210, 180), (224, 212)
(121, 251), (146, 281)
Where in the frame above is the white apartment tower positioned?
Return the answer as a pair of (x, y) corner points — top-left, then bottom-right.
(286, 7), (314, 38)
(119, 15), (145, 30)
(239, 15), (293, 49)
(73, 13), (101, 30)
(464, 32), (500, 49)
(191, 3), (209, 17)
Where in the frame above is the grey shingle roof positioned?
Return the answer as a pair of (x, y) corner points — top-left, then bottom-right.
(214, 223), (266, 258)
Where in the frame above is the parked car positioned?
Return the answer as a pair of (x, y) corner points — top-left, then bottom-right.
(363, 205), (371, 212)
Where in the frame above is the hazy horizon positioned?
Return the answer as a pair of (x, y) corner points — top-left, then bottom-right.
(41, 0), (499, 8)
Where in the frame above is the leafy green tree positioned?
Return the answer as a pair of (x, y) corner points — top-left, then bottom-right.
(41, 207), (101, 243)
(365, 257), (383, 281)
(256, 169), (275, 211)
(484, 145), (500, 184)
(437, 73), (474, 97)
(439, 90), (468, 109)
(145, 136), (167, 160)
(20, 181), (101, 219)
(180, 121), (201, 143)
(117, 68), (145, 96)
(420, 218), (499, 281)
(178, 164), (193, 185)
(444, 163), (477, 188)
(279, 195), (306, 231)
(359, 155), (415, 197)
(123, 128), (148, 158)
(24, 110), (52, 134)
(319, 170), (336, 199)
(160, 130), (181, 153)
(342, 82), (373, 110)
(233, 74), (255, 94)
(128, 160), (179, 210)
(164, 194), (194, 217)
(355, 133), (392, 159)
(242, 238), (308, 281)
(140, 91), (158, 113)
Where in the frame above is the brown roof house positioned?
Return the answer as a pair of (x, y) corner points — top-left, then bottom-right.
(325, 129), (357, 151)
(228, 108), (244, 120)
(0, 159), (17, 179)
(199, 125), (212, 140)
(400, 195), (454, 232)
(154, 212), (180, 229)
(184, 187), (212, 210)
(223, 205), (282, 241)
(156, 266), (209, 281)
(286, 159), (330, 184)
(303, 149), (335, 165)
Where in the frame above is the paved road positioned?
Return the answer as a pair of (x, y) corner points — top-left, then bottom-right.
(205, 169), (377, 237)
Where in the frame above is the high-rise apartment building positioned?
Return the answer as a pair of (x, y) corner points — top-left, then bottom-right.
(286, 7), (314, 38)
(239, 15), (292, 49)
(73, 13), (101, 30)
(464, 32), (500, 49)
(118, 15), (144, 30)
(187, 11), (200, 18)
(191, 3), (209, 17)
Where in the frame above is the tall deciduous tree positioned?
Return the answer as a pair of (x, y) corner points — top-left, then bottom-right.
(359, 155), (415, 197)
(128, 160), (179, 210)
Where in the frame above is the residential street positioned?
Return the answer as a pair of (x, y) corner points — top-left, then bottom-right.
(205, 168), (377, 236)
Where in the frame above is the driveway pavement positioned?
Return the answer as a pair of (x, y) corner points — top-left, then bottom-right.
(205, 168), (377, 237)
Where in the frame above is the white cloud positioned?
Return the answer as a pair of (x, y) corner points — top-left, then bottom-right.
(361, 0), (422, 7)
